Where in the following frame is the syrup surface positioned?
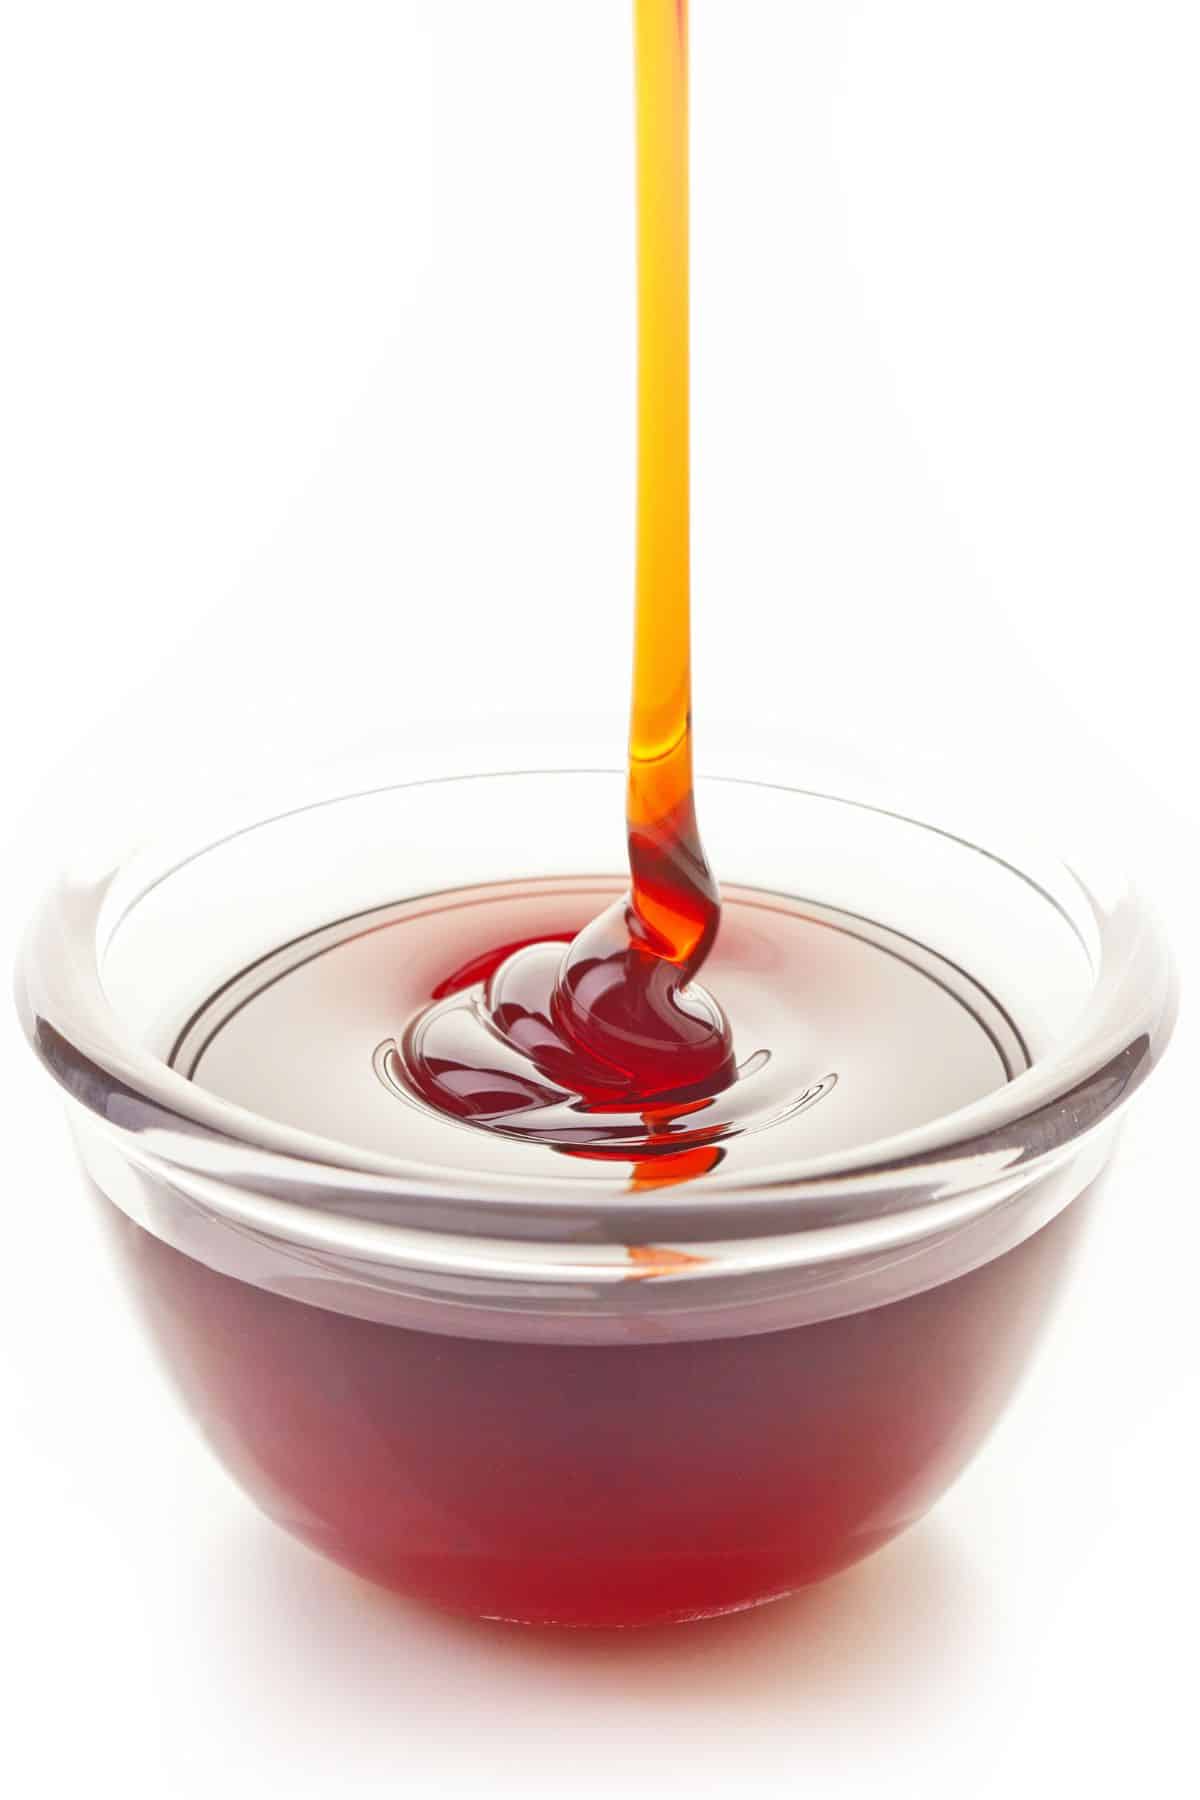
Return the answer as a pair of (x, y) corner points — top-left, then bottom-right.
(176, 879), (1026, 1184)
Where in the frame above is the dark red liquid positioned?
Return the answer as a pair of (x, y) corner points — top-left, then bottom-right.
(98, 1183), (1093, 1628)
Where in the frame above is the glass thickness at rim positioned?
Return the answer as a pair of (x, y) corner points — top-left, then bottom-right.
(18, 761), (1175, 1232)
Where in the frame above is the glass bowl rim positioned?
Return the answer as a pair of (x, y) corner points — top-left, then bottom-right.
(16, 758), (1177, 1259)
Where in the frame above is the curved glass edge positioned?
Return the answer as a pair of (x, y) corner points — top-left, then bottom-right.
(16, 835), (1177, 1233)
(68, 1096), (1118, 1342)
(16, 864), (1180, 1216)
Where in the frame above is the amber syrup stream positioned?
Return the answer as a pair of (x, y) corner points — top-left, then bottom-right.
(400, 1), (737, 1148)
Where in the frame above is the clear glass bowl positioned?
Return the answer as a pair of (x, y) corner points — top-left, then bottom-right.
(16, 749), (1176, 1626)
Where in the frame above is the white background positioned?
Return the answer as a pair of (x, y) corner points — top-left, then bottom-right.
(1, 3), (1197, 1794)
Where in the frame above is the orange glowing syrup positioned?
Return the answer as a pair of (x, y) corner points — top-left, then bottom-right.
(400, 0), (735, 1146)
(627, 0), (715, 978)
